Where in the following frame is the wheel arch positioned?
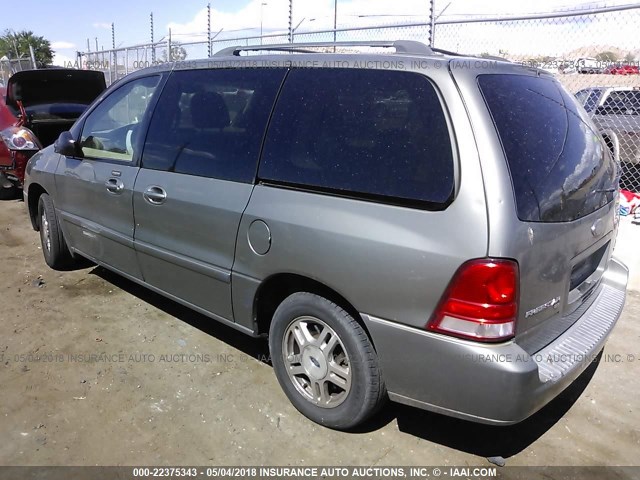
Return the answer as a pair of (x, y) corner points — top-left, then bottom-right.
(253, 273), (376, 349)
(27, 183), (48, 231)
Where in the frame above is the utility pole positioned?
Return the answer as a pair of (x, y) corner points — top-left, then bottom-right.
(333, 0), (337, 43)
(168, 28), (172, 61)
(428, 0), (435, 47)
(207, 3), (212, 58)
(288, 0), (293, 43)
(260, 3), (267, 45)
(111, 22), (116, 82)
(150, 12), (156, 63)
(431, 1), (451, 47)
(29, 45), (37, 69)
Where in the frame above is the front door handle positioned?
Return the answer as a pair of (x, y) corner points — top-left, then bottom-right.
(143, 186), (167, 205)
(105, 177), (124, 194)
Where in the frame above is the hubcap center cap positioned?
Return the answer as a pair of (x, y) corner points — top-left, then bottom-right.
(302, 346), (327, 380)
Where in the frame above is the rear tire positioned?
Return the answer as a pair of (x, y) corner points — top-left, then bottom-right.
(38, 193), (74, 270)
(269, 292), (387, 430)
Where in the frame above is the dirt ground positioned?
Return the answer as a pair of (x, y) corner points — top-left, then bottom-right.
(0, 198), (639, 467)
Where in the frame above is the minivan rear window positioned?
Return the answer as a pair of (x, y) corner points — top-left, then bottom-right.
(259, 69), (454, 208)
(478, 74), (617, 223)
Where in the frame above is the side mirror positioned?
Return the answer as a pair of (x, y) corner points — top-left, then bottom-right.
(54, 131), (81, 157)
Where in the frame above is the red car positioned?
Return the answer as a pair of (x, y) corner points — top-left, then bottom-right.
(0, 69), (106, 199)
(604, 64), (640, 75)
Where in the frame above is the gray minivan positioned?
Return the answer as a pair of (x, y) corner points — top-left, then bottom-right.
(23, 41), (628, 430)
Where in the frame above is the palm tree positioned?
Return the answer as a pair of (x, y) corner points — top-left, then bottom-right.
(0, 30), (53, 68)
(595, 51), (618, 63)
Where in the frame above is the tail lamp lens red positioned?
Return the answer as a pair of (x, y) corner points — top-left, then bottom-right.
(427, 259), (519, 342)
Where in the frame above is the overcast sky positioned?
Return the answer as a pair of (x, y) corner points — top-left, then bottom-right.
(4, 0), (638, 65)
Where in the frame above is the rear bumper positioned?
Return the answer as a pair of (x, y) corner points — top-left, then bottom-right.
(0, 167), (24, 187)
(0, 150), (37, 186)
(362, 257), (628, 425)
(0, 171), (16, 189)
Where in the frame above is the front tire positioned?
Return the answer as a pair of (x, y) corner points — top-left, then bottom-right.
(38, 193), (73, 270)
(269, 292), (386, 430)
(0, 185), (17, 200)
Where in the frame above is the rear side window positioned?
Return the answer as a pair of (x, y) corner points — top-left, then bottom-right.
(259, 69), (454, 208)
(479, 74), (617, 223)
(141, 68), (287, 183)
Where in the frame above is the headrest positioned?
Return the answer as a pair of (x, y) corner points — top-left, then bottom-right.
(190, 91), (230, 129)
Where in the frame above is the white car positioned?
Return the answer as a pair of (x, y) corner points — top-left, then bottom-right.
(575, 57), (604, 74)
(576, 87), (640, 165)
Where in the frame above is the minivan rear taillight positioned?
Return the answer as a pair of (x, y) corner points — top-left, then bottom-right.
(427, 259), (519, 342)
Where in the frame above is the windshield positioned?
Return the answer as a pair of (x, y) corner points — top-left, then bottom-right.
(575, 88), (602, 113)
(596, 90), (640, 115)
(478, 74), (617, 223)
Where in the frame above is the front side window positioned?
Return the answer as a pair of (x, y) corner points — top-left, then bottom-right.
(79, 75), (160, 162)
(259, 68), (455, 207)
(141, 68), (287, 183)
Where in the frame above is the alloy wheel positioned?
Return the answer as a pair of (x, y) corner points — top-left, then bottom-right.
(282, 316), (352, 408)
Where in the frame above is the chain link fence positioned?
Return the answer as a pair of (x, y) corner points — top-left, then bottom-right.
(73, 3), (640, 192)
(433, 4), (640, 193)
(0, 58), (36, 86)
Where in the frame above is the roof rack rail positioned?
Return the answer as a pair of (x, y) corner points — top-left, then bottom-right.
(431, 47), (510, 62)
(431, 47), (462, 56)
(214, 40), (433, 57)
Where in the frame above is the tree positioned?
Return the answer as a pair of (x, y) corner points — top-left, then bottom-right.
(0, 30), (53, 68)
(624, 52), (636, 63)
(595, 51), (618, 62)
(161, 44), (188, 62)
(479, 50), (508, 59)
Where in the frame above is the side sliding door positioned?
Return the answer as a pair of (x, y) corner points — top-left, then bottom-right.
(132, 67), (288, 321)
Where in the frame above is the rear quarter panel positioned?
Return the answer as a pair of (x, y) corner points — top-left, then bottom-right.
(232, 60), (489, 331)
